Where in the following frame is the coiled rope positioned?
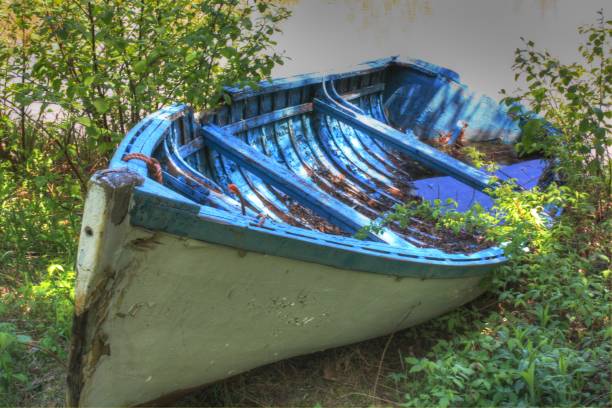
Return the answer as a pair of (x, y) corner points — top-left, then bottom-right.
(122, 153), (163, 183)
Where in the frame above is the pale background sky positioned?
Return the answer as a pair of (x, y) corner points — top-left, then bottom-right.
(272, 0), (608, 99)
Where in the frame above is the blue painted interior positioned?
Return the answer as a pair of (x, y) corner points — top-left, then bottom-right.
(104, 57), (555, 278)
(313, 94), (495, 191)
(414, 159), (547, 212)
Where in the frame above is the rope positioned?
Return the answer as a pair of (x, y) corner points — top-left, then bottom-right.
(256, 213), (268, 226)
(122, 153), (163, 183)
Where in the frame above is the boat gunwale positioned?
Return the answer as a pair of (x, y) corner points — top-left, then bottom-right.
(221, 56), (461, 102)
(108, 102), (506, 278)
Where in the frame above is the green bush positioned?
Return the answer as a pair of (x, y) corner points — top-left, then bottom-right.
(502, 10), (611, 233)
(1, 0), (288, 190)
(397, 223), (610, 406)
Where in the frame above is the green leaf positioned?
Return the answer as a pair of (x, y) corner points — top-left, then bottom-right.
(133, 60), (148, 74)
(135, 83), (146, 96)
(92, 98), (111, 114)
(0, 332), (15, 349)
(76, 117), (93, 127)
(185, 51), (198, 63)
(83, 76), (95, 87)
(13, 373), (28, 383)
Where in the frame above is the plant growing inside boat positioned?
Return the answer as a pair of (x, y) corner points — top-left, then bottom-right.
(355, 197), (496, 252)
(388, 199), (495, 237)
(463, 146), (501, 173)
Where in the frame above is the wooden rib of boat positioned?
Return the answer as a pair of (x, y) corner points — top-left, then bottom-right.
(67, 56), (548, 406)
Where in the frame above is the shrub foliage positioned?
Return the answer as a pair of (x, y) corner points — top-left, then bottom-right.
(1, 0), (288, 189)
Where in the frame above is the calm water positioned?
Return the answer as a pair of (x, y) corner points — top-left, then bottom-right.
(272, 0), (608, 99)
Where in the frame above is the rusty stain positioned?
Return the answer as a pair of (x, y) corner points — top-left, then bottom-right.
(85, 333), (110, 376)
(387, 186), (404, 199)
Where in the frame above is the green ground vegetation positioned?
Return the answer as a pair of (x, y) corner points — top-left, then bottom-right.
(0, 3), (610, 406)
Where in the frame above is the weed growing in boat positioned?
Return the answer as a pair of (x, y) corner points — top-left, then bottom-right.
(387, 199), (494, 236)
(355, 197), (496, 252)
(463, 146), (501, 173)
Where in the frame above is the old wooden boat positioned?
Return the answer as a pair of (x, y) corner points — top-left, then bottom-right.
(68, 56), (549, 406)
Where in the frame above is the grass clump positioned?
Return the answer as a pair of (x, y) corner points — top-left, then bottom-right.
(0, 166), (77, 405)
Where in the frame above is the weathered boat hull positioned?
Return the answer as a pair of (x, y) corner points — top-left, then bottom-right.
(71, 175), (487, 406)
(68, 56), (545, 406)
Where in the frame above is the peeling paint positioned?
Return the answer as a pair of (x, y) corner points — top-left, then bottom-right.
(128, 233), (162, 251)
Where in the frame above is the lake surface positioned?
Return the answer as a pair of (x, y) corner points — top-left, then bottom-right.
(272, 0), (608, 99)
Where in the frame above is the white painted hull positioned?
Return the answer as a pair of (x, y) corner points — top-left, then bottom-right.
(80, 229), (485, 406)
(70, 173), (487, 406)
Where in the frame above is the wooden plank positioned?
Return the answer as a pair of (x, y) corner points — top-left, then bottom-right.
(393, 57), (461, 82)
(181, 78), (402, 158)
(201, 123), (413, 248)
(224, 103), (313, 135)
(224, 57), (395, 101)
(221, 83), (385, 136)
(313, 98), (495, 192)
(177, 136), (204, 159)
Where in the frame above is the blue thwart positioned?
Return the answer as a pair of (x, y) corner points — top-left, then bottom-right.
(69, 57), (549, 407)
